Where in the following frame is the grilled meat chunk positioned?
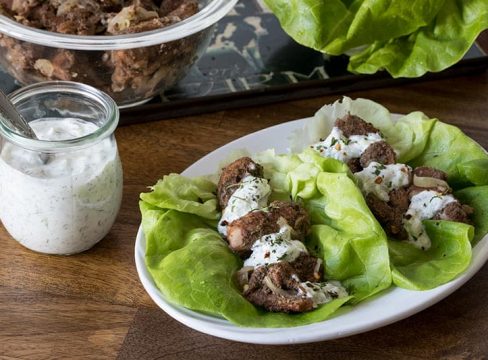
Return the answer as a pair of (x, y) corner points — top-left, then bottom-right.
(388, 187), (410, 213)
(366, 194), (408, 239)
(335, 113), (379, 137)
(160, 0), (197, 18)
(217, 157), (264, 209)
(290, 253), (323, 282)
(243, 262), (314, 313)
(347, 158), (363, 173)
(226, 200), (310, 256)
(360, 141), (397, 168)
(433, 202), (473, 224)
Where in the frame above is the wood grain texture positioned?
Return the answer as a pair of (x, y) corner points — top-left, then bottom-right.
(119, 268), (488, 360)
(1, 71), (487, 359)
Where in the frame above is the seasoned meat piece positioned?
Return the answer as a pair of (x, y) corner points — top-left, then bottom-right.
(226, 210), (269, 256)
(366, 194), (407, 239)
(413, 167), (447, 181)
(217, 157), (264, 209)
(0, 35), (36, 76)
(433, 202), (473, 224)
(243, 262), (314, 313)
(267, 201), (310, 241)
(127, 0), (160, 12)
(360, 141), (396, 168)
(33, 49), (76, 80)
(388, 188), (410, 213)
(335, 114), (379, 138)
(106, 4), (161, 34)
(11, 2), (57, 30)
(160, 0), (186, 15)
(98, 0), (124, 12)
(45, 0), (102, 35)
(163, 0), (198, 19)
(347, 158), (362, 173)
(0, 2), (12, 15)
(8, 0), (38, 16)
(0, 1), (11, 11)
(290, 253), (323, 282)
(226, 201), (310, 256)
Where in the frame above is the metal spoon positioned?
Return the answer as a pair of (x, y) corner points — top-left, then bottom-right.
(0, 89), (50, 163)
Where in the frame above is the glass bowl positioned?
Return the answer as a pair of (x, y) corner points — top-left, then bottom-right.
(0, 0), (237, 108)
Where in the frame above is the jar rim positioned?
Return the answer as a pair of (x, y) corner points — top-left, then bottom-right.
(0, 0), (238, 50)
(0, 81), (119, 152)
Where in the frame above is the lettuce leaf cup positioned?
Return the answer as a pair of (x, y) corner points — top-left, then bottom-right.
(290, 97), (488, 290)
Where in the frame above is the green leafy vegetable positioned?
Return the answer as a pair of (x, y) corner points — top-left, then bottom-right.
(349, 0), (488, 77)
(294, 97), (487, 290)
(305, 172), (392, 302)
(389, 221), (473, 290)
(140, 174), (219, 220)
(142, 195), (352, 327)
(456, 186), (488, 244)
(410, 121), (488, 187)
(457, 160), (488, 186)
(264, 0), (488, 78)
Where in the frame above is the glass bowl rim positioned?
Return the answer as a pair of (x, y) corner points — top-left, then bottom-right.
(0, 0), (238, 50)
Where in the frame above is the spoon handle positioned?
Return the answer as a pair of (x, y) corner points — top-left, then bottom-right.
(0, 90), (38, 139)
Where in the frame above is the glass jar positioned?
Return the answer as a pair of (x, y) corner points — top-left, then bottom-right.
(0, 81), (123, 255)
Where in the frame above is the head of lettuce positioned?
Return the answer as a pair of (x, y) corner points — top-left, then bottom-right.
(263, 0), (488, 78)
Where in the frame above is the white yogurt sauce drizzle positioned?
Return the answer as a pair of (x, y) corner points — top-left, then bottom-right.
(298, 280), (349, 307)
(355, 162), (411, 201)
(218, 175), (271, 236)
(311, 127), (383, 162)
(244, 222), (348, 306)
(244, 223), (307, 267)
(403, 190), (456, 250)
(0, 117), (122, 254)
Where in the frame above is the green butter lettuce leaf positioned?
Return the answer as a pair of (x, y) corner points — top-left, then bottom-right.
(348, 0), (488, 77)
(254, 148), (350, 200)
(140, 174), (219, 220)
(389, 221), (473, 290)
(457, 160), (488, 186)
(304, 172), (392, 302)
(456, 186), (488, 244)
(263, 0), (445, 55)
(410, 120), (488, 187)
(144, 208), (351, 327)
(383, 112), (436, 164)
(264, 0), (488, 77)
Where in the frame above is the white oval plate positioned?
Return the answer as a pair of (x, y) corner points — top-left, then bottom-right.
(135, 117), (488, 345)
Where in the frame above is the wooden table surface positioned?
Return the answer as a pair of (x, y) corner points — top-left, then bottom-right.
(1, 71), (488, 359)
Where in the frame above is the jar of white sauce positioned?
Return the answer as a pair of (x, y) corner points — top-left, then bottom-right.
(0, 81), (123, 255)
